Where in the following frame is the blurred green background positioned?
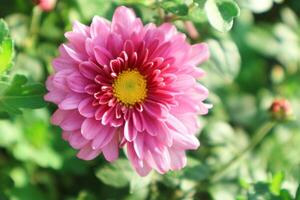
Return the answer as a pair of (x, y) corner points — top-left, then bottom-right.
(0, 0), (300, 199)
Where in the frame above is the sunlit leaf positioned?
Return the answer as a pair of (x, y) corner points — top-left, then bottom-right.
(0, 19), (14, 74)
(203, 37), (241, 87)
(270, 172), (284, 195)
(0, 19), (9, 42)
(204, 0), (240, 32)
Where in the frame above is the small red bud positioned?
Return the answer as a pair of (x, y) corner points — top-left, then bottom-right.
(270, 99), (292, 120)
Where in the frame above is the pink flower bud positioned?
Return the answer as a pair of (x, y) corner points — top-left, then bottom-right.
(270, 99), (292, 120)
(34, 0), (57, 11)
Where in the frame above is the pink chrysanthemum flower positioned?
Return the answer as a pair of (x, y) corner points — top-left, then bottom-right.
(45, 6), (210, 176)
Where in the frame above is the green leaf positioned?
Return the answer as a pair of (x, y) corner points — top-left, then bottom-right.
(0, 120), (21, 147)
(243, 0), (273, 14)
(0, 19), (14, 74)
(246, 26), (279, 57)
(160, 0), (189, 16)
(203, 38), (241, 87)
(193, 0), (206, 7)
(0, 39), (14, 72)
(4, 14), (29, 47)
(75, 0), (112, 21)
(187, 5), (206, 23)
(281, 8), (299, 30)
(296, 184), (300, 200)
(204, 0), (240, 32)
(40, 13), (64, 41)
(279, 189), (292, 200)
(76, 191), (97, 200)
(13, 53), (44, 81)
(95, 159), (134, 188)
(10, 185), (48, 200)
(0, 109), (62, 169)
(96, 158), (152, 192)
(10, 167), (28, 187)
(129, 174), (152, 194)
(270, 172), (284, 195)
(0, 19), (9, 42)
(253, 182), (272, 196)
(0, 74), (47, 115)
(128, 176), (151, 200)
(237, 173), (297, 200)
(13, 144), (62, 169)
(182, 162), (210, 181)
(0, 171), (14, 191)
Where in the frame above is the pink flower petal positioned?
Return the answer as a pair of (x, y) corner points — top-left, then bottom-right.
(91, 125), (115, 149)
(111, 6), (141, 39)
(124, 117), (137, 142)
(143, 100), (169, 119)
(81, 118), (104, 140)
(133, 133), (144, 159)
(172, 129), (200, 150)
(59, 93), (85, 110)
(77, 144), (101, 160)
(62, 44), (85, 63)
(53, 69), (73, 91)
(127, 144), (152, 176)
(79, 61), (101, 80)
(94, 46), (113, 66)
(78, 98), (96, 118)
(132, 110), (144, 132)
(66, 130), (89, 149)
(51, 109), (84, 131)
(188, 43), (210, 65)
(169, 149), (187, 170)
(67, 72), (90, 93)
(90, 16), (110, 39)
(102, 134), (119, 162)
(172, 74), (196, 90)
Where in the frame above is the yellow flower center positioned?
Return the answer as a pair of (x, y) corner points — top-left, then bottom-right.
(112, 69), (147, 106)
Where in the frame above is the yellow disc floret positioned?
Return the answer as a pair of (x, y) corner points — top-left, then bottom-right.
(112, 69), (147, 106)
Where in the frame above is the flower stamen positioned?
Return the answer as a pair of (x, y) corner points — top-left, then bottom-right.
(112, 69), (147, 106)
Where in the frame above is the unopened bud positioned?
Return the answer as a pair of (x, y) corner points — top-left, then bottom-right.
(270, 99), (292, 120)
(33, 0), (57, 12)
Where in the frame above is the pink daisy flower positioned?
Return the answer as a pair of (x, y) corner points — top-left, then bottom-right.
(45, 6), (210, 176)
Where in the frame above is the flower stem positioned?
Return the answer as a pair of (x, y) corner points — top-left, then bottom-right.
(25, 6), (42, 50)
(184, 21), (199, 40)
(155, 0), (164, 24)
(210, 121), (276, 183)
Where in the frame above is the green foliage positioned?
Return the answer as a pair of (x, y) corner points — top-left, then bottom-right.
(296, 185), (300, 200)
(96, 159), (135, 188)
(237, 172), (295, 200)
(0, 19), (9, 41)
(0, 74), (47, 115)
(204, 37), (241, 86)
(75, 0), (112, 21)
(0, 0), (300, 199)
(241, 0), (284, 14)
(0, 19), (14, 74)
(160, 0), (189, 16)
(95, 158), (152, 197)
(204, 0), (240, 32)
